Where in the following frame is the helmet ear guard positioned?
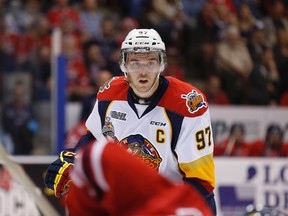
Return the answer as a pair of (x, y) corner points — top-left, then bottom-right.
(159, 51), (167, 72)
(119, 52), (128, 74)
(119, 29), (167, 74)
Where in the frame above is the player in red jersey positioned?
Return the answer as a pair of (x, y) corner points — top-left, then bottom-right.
(65, 138), (214, 216)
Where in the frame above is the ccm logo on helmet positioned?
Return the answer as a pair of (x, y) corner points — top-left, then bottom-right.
(135, 42), (149, 45)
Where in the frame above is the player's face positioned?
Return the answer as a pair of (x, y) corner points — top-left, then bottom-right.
(125, 52), (160, 98)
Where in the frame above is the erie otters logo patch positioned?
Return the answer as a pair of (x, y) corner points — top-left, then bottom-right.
(119, 134), (162, 171)
(102, 118), (162, 171)
(181, 90), (207, 113)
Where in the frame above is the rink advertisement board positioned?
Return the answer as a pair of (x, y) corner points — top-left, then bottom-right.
(1, 157), (287, 216)
(209, 105), (288, 143)
(215, 157), (288, 216)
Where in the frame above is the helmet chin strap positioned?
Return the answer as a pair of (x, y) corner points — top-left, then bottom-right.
(126, 71), (161, 99)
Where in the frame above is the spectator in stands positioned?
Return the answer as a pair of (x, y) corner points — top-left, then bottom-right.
(145, 0), (189, 46)
(204, 74), (230, 105)
(2, 80), (37, 155)
(188, 41), (218, 82)
(236, 3), (257, 41)
(4, 0), (27, 34)
(264, 124), (288, 156)
(233, 0), (262, 19)
(214, 4), (238, 41)
(4, 0), (43, 38)
(247, 21), (268, 65)
(46, 0), (81, 30)
(106, 47), (122, 76)
(14, 23), (39, 70)
(32, 44), (52, 101)
(162, 46), (185, 81)
(118, 0), (149, 19)
(260, 0), (286, 16)
(180, 0), (207, 20)
(82, 41), (106, 85)
(34, 16), (52, 47)
(214, 123), (250, 156)
(0, 16), (18, 72)
(193, 2), (218, 44)
(22, 0), (43, 32)
(250, 124), (288, 157)
(215, 25), (253, 104)
(185, 2), (218, 81)
(58, 10), (83, 47)
(116, 17), (139, 47)
(248, 47), (280, 105)
(263, 0), (288, 47)
(112, 17), (139, 76)
(210, 0), (237, 14)
(279, 91), (288, 106)
(91, 16), (119, 60)
(80, 68), (113, 121)
(63, 34), (93, 101)
(273, 28), (288, 97)
(79, 0), (104, 41)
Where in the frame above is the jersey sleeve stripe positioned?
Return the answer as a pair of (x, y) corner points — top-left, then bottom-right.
(90, 139), (110, 191)
(165, 110), (183, 151)
(179, 153), (215, 188)
(98, 100), (113, 127)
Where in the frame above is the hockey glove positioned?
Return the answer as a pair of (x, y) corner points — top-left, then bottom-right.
(44, 149), (75, 198)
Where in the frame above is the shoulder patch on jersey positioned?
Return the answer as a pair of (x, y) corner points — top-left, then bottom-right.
(102, 117), (119, 142)
(158, 77), (208, 117)
(181, 90), (207, 113)
(98, 77), (120, 93)
(97, 76), (128, 101)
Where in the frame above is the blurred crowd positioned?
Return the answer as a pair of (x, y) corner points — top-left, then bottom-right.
(0, 0), (288, 155)
(1, 0), (288, 104)
(214, 123), (288, 157)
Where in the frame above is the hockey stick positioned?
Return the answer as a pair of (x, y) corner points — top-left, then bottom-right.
(0, 143), (59, 216)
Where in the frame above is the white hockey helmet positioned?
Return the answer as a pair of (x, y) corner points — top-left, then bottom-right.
(120, 29), (167, 73)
